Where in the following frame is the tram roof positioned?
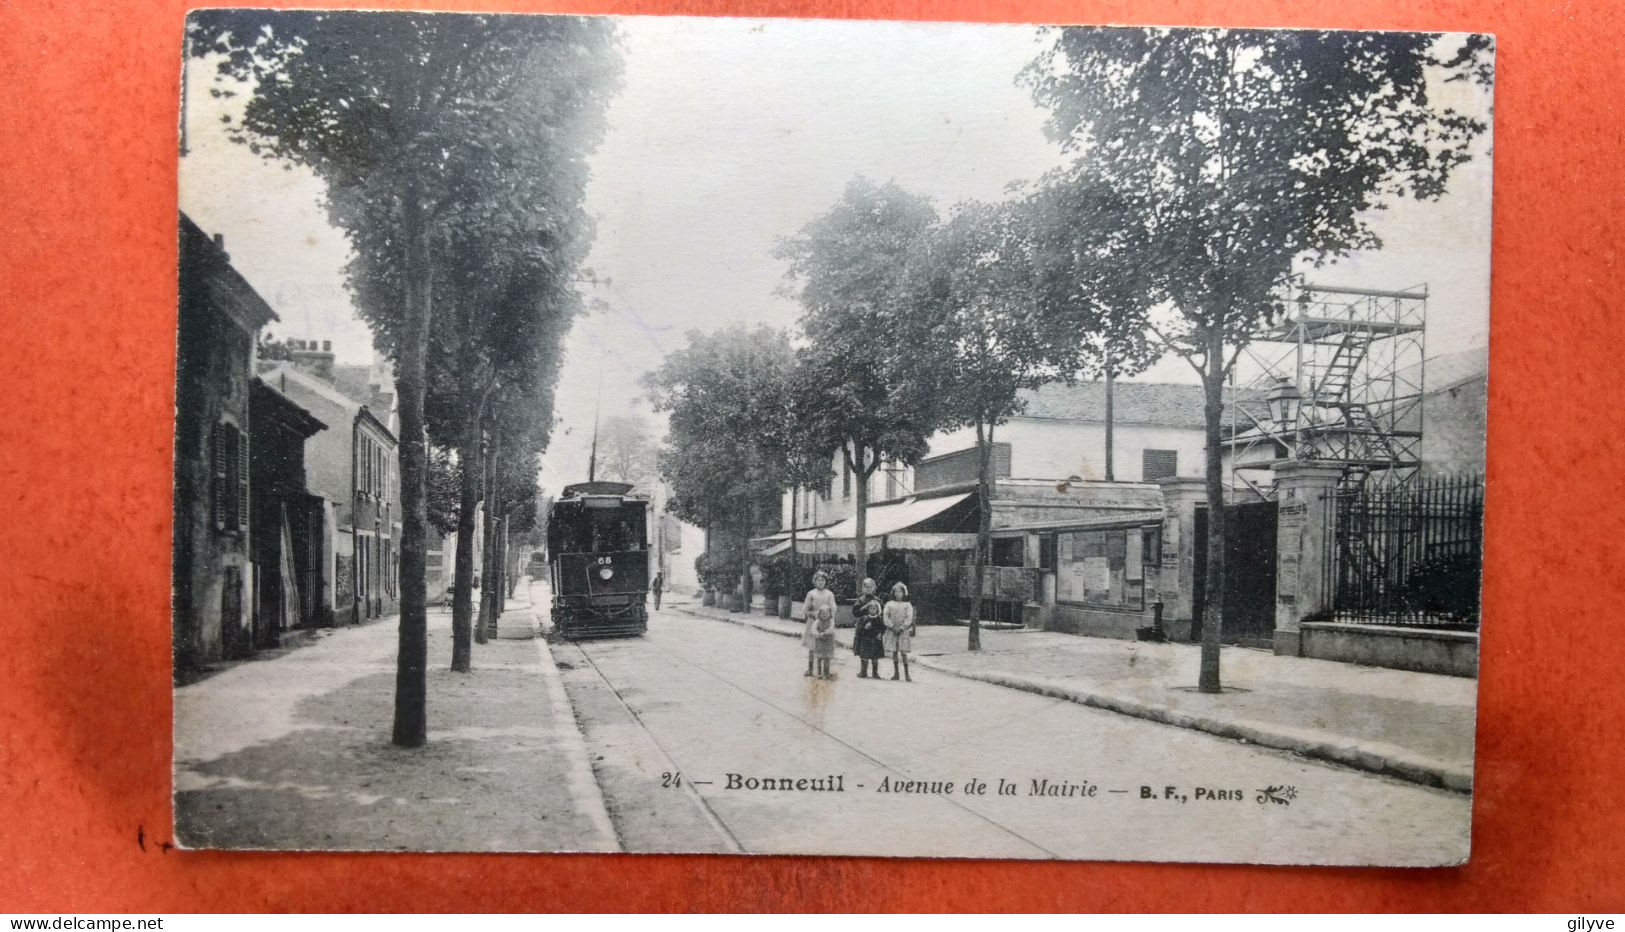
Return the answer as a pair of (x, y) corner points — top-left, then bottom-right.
(559, 481), (644, 500)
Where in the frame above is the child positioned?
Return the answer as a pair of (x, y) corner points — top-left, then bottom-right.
(801, 571), (837, 678)
(851, 577), (886, 679)
(883, 582), (916, 682)
(813, 603), (837, 679)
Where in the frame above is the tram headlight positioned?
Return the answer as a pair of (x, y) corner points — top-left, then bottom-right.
(598, 566), (614, 581)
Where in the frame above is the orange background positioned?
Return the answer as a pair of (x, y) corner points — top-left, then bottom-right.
(1, 0), (1621, 913)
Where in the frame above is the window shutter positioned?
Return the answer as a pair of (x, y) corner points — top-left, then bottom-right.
(212, 423), (227, 531)
(236, 427), (250, 532)
(1142, 449), (1178, 481)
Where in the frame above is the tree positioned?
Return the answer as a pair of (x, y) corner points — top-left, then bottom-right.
(1023, 176), (1163, 480)
(775, 376), (836, 559)
(425, 444), (462, 537)
(424, 230), (586, 671)
(1021, 27), (1490, 692)
(777, 177), (941, 597)
(899, 200), (1082, 649)
(645, 325), (799, 596)
(194, 10), (621, 743)
(596, 414), (659, 487)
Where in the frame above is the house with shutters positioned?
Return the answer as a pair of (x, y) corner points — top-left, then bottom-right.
(258, 354), (401, 627)
(174, 213), (278, 672)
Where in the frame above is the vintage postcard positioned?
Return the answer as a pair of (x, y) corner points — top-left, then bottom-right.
(173, 11), (1492, 863)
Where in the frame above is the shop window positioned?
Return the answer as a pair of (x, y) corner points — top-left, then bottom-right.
(1054, 526), (1156, 610)
(991, 536), (1026, 567)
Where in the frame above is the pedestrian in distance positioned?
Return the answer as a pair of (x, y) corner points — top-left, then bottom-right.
(650, 571), (664, 611)
(801, 570), (838, 678)
(852, 577), (886, 679)
(883, 582), (916, 682)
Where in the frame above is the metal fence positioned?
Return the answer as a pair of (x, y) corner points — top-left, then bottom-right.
(1330, 474), (1484, 629)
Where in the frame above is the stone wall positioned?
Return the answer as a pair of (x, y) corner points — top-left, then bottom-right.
(1299, 622), (1478, 678)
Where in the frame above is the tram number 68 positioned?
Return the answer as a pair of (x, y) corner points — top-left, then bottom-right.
(660, 772), (682, 789)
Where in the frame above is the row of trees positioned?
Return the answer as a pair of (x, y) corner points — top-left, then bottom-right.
(191, 11), (623, 744)
(653, 27), (1489, 687)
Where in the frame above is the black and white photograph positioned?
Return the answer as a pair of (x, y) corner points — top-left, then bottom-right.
(172, 10), (1493, 863)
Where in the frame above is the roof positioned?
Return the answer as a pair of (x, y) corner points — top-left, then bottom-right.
(331, 364), (375, 404)
(813, 492), (973, 542)
(179, 213), (278, 334)
(250, 378), (328, 439)
(1016, 381), (1267, 430)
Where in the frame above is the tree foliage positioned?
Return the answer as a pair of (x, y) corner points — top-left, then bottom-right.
(777, 177), (943, 596)
(644, 325), (798, 553)
(896, 199), (1085, 646)
(596, 414), (660, 488)
(1020, 26), (1490, 689)
(191, 9), (622, 741)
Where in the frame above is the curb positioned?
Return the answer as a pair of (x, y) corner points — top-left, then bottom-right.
(532, 633), (623, 852)
(672, 603), (1472, 794)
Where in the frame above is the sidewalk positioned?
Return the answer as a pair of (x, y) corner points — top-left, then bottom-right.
(669, 597), (1476, 791)
(173, 593), (618, 851)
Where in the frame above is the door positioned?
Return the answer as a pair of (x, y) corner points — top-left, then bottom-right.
(1192, 500), (1278, 647)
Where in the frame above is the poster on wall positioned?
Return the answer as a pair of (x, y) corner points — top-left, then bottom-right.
(172, 10), (1492, 865)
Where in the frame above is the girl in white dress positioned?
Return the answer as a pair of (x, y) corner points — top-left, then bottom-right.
(883, 582), (916, 682)
(801, 571), (838, 679)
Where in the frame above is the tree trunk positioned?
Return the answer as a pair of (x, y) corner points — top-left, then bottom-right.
(390, 200), (432, 749)
(1198, 329), (1227, 694)
(1104, 360), (1115, 482)
(968, 417), (993, 651)
(479, 430), (500, 639)
(500, 515), (512, 605)
(741, 502), (756, 608)
(789, 486), (799, 558)
(450, 424), (482, 671)
(851, 442), (869, 601)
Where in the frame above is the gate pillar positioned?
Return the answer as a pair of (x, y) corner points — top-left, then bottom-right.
(1154, 477), (1207, 641)
(1271, 462), (1344, 656)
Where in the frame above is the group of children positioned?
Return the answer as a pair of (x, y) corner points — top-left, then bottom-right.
(801, 572), (916, 682)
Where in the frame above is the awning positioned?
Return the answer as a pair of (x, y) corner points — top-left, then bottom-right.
(758, 539), (793, 557)
(813, 492), (973, 542)
(751, 522), (839, 545)
(884, 532), (977, 552)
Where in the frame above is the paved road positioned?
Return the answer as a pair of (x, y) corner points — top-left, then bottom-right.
(554, 602), (1471, 864)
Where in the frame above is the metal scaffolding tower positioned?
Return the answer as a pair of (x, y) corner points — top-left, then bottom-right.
(1227, 283), (1428, 500)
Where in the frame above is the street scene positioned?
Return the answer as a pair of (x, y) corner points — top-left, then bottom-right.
(173, 13), (1492, 863)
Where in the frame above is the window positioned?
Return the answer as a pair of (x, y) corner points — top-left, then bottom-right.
(1054, 526), (1155, 610)
(841, 459), (852, 499)
(1142, 449), (1179, 481)
(1038, 535), (1056, 572)
(991, 537), (1025, 567)
(212, 420), (248, 535)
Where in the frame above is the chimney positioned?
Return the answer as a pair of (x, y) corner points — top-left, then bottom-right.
(290, 336), (336, 381)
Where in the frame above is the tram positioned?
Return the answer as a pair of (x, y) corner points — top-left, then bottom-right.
(545, 480), (651, 639)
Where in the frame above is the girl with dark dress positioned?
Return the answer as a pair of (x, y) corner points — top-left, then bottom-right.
(851, 577), (886, 678)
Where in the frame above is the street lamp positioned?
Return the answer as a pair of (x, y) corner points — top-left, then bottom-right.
(1266, 377), (1302, 431)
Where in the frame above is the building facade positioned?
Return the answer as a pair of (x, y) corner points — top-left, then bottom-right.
(258, 360), (401, 626)
(248, 378), (329, 644)
(173, 214), (277, 671)
(779, 381), (1260, 533)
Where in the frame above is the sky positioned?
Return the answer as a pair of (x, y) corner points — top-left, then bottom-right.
(178, 16), (1494, 497)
